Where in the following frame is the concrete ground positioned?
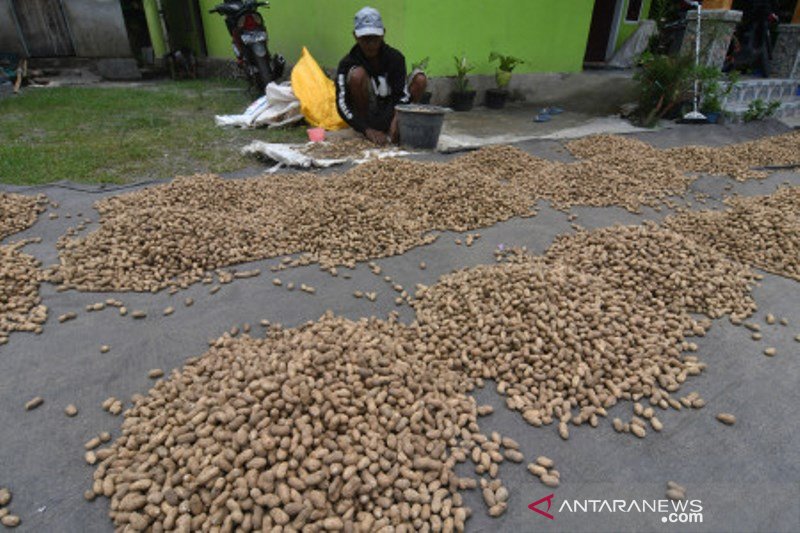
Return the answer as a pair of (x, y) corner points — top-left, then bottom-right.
(436, 104), (651, 152)
(1, 121), (799, 532)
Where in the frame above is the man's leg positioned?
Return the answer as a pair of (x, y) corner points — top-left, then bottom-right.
(346, 66), (371, 122)
(347, 66), (388, 144)
(408, 72), (428, 103)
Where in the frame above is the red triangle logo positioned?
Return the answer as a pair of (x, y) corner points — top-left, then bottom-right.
(528, 493), (555, 520)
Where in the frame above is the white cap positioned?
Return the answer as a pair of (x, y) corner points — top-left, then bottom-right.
(354, 7), (385, 37)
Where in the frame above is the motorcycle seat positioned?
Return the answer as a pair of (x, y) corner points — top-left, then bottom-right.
(214, 3), (243, 15)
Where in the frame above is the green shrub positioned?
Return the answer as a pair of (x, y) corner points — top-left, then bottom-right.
(634, 52), (696, 127)
(743, 99), (781, 122)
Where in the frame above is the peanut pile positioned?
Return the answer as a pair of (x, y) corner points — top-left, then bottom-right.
(90, 220), (761, 530)
(49, 152), (537, 291)
(566, 131), (800, 182)
(300, 139), (376, 160)
(560, 135), (693, 211)
(92, 314), (479, 531)
(413, 226), (755, 432)
(513, 139), (692, 211)
(1, 193), (49, 344)
(0, 192), (47, 241)
(0, 242), (47, 346)
(50, 131), (800, 293)
(666, 186), (800, 281)
(543, 222), (758, 320)
(664, 132), (800, 181)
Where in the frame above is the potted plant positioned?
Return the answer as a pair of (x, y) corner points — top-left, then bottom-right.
(486, 52), (524, 109)
(699, 69), (738, 123)
(699, 85), (723, 123)
(451, 54), (476, 112)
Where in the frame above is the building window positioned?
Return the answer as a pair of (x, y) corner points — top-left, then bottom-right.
(626, 0), (644, 22)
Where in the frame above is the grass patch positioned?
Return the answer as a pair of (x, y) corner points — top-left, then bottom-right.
(0, 80), (307, 185)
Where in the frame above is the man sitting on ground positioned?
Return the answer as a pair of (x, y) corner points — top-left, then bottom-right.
(335, 6), (427, 145)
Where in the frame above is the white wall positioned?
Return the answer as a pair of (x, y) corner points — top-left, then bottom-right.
(61, 0), (132, 57)
(0, 0), (27, 56)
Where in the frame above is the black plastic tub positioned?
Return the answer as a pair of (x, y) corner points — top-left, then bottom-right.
(396, 104), (449, 150)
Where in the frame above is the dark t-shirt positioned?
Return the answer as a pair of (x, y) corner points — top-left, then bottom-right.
(335, 43), (410, 133)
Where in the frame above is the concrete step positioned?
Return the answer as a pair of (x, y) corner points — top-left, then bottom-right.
(27, 57), (95, 71)
(722, 78), (800, 107)
(723, 100), (800, 123)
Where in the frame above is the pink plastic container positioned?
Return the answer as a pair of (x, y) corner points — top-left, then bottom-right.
(307, 127), (326, 142)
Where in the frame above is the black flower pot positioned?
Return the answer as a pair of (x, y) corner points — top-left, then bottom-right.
(485, 88), (508, 109)
(451, 90), (476, 112)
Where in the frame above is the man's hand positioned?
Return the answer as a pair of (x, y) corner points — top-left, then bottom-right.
(365, 128), (388, 145)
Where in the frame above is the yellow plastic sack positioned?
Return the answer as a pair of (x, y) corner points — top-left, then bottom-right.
(291, 47), (348, 131)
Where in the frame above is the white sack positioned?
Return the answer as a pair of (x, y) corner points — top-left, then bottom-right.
(215, 82), (303, 128)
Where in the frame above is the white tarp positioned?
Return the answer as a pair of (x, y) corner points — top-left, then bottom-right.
(241, 141), (412, 171)
(215, 82), (303, 128)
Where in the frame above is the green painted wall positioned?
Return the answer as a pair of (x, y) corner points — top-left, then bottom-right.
(199, 0), (408, 71)
(200, 0), (595, 75)
(615, 0), (653, 51)
(404, 0), (595, 75)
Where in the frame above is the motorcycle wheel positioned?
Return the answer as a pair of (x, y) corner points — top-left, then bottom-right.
(254, 54), (274, 93)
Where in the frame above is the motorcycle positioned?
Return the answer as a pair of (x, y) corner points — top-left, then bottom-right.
(209, 0), (285, 93)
